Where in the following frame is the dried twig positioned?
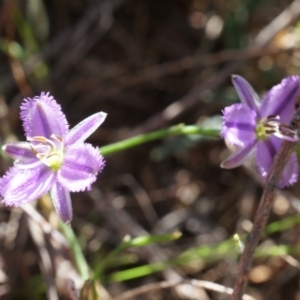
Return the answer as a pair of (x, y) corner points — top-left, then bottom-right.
(21, 204), (69, 248)
(52, 0), (116, 78)
(131, 0), (300, 135)
(117, 174), (159, 226)
(79, 46), (293, 101)
(28, 218), (58, 300)
(115, 48), (285, 87)
(112, 279), (255, 300)
(89, 187), (209, 299)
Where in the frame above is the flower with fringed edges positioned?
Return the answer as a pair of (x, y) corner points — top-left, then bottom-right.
(0, 92), (106, 223)
(221, 75), (300, 188)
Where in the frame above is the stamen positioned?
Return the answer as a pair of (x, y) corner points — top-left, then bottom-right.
(51, 134), (63, 142)
(29, 145), (38, 155)
(28, 136), (47, 143)
(263, 123), (275, 128)
(267, 115), (280, 120)
(261, 115), (299, 142)
(265, 130), (276, 134)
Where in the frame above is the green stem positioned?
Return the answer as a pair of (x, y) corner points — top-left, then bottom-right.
(100, 124), (220, 156)
(60, 222), (90, 281)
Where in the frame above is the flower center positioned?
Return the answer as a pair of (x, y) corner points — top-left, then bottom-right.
(256, 120), (270, 140)
(29, 135), (64, 171)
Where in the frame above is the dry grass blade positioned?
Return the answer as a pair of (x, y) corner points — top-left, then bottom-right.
(112, 279), (255, 300)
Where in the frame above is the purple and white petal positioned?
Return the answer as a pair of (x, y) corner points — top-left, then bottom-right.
(20, 92), (68, 139)
(58, 143), (105, 192)
(50, 182), (73, 224)
(277, 152), (299, 188)
(66, 112), (107, 146)
(256, 137), (298, 187)
(260, 76), (300, 123)
(232, 75), (260, 114)
(221, 142), (256, 169)
(0, 165), (55, 206)
(3, 142), (36, 162)
(221, 103), (257, 148)
(256, 138), (277, 179)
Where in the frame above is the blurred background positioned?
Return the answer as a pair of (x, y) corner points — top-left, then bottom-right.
(1, 0), (300, 299)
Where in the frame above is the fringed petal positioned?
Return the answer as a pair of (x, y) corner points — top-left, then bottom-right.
(260, 76), (300, 123)
(58, 143), (105, 192)
(21, 92), (68, 139)
(221, 103), (257, 148)
(0, 165), (55, 206)
(256, 137), (298, 188)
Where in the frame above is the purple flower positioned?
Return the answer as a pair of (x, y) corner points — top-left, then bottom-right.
(221, 75), (300, 188)
(0, 92), (106, 223)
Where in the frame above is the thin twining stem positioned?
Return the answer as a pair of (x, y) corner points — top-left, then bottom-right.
(231, 107), (300, 299)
